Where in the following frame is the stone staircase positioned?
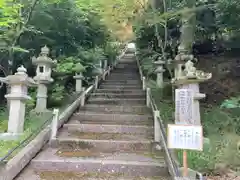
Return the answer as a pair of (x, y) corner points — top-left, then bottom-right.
(15, 53), (170, 179)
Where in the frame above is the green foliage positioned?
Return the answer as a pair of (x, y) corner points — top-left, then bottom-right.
(0, 0), (21, 28)
(49, 83), (65, 106)
(73, 63), (85, 73)
(0, 0), (126, 108)
(104, 42), (120, 64)
(220, 96), (240, 109)
(0, 108), (8, 133)
(55, 56), (81, 74)
(26, 87), (37, 112)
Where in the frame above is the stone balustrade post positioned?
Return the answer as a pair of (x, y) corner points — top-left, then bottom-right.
(51, 108), (59, 140)
(99, 59), (103, 74)
(95, 75), (99, 89)
(153, 57), (165, 88)
(0, 65), (36, 134)
(74, 72), (84, 92)
(104, 59), (108, 71)
(32, 45), (57, 113)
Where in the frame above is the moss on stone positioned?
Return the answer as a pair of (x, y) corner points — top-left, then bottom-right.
(38, 171), (168, 179)
(56, 149), (100, 157)
(71, 131), (126, 140)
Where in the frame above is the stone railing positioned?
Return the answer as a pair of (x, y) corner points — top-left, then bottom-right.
(136, 54), (181, 179)
(0, 47), (127, 180)
(136, 51), (204, 180)
(148, 88), (181, 178)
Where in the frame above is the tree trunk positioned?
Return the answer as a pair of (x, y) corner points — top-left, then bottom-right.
(178, 0), (196, 54)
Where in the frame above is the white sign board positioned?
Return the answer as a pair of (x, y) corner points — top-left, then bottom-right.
(167, 124), (203, 151)
(175, 89), (194, 124)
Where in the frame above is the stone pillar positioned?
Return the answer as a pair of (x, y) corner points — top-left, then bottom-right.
(153, 57), (165, 88)
(32, 45), (57, 113)
(172, 59), (212, 125)
(74, 72), (84, 92)
(104, 59), (108, 71)
(36, 83), (48, 110)
(0, 65), (36, 134)
(170, 46), (190, 80)
(99, 59), (103, 74)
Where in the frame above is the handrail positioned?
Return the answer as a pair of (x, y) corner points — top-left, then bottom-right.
(135, 50), (181, 179)
(148, 90), (180, 178)
(136, 50), (204, 180)
(136, 52), (143, 80)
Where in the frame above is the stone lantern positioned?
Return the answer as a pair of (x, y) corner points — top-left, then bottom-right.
(0, 65), (36, 134)
(73, 63), (85, 92)
(153, 57), (165, 88)
(32, 45), (57, 113)
(172, 59), (212, 125)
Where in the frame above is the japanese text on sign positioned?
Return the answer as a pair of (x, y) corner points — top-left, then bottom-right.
(167, 124), (203, 151)
(175, 89), (194, 124)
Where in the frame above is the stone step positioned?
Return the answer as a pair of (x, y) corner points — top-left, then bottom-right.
(89, 93), (145, 99)
(109, 74), (139, 77)
(99, 85), (142, 89)
(102, 81), (141, 85)
(113, 70), (138, 72)
(87, 98), (146, 105)
(15, 168), (170, 180)
(95, 89), (145, 94)
(115, 64), (137, 67)
(79, 104), (151, 114)
(106, 77), (141, 81)
(71, 112), (153, 122)
(57, 129), (152, 141)
(68, 118), (153, 126)
(113, 67), (138, 69)
(110, 71), (138, 73)
(50, 138), (154, 152)
(30, 148), (168, 177)
(106, 77), (140, 80)
(108, 72), (138, 74)
(111, 67), (138, 69)
(103, 80), (141, 84)
(118, 59), (135, 61)
(63, 123), (154, 135)
(101, 83), (142, 86)
(118, 61), (136, 63)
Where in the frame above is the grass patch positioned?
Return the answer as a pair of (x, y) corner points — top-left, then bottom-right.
(0, 113), (51, 158)
(0, 110), (8, 133)
(38, 171), (163, 179)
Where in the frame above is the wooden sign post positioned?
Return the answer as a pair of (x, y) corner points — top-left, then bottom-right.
(167, 124), (203, 177)
(170, 88), (204, 178)
(183, 150), (188, 176)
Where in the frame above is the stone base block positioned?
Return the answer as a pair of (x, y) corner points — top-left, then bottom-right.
(30, 109), (52, 116)
(0, 133), (22, 140)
